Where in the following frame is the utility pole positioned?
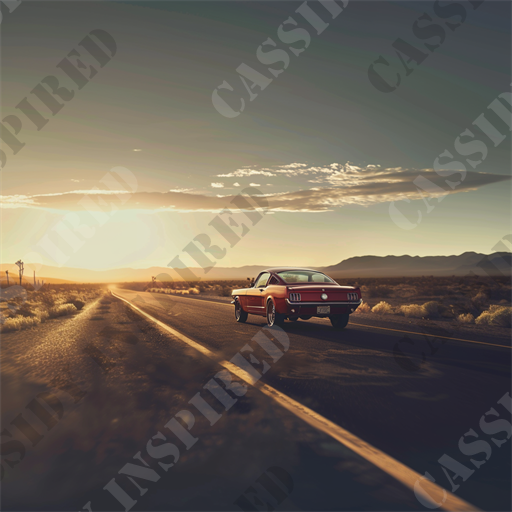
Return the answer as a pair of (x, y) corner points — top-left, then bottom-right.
(5, 270), (9, 287)
(34, 270), (36, 286)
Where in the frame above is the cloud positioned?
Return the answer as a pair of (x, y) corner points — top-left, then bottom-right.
(0, 188), (270, 213)
(0, 195), (38, 208)
(1, 167), (509, 212)
(0, 189), (131, 209)
(233, 182), (240, 187)
(278, 163), (308, 169)
(262, 167), (510, 211)
(249, 183), (261, 187)
(217, 169), (276, 177)
(211, 182), (224, 188)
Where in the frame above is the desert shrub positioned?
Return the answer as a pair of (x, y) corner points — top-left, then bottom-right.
(40, 293), (56, 308)
(1, 315), (41, 332)
(17, 302), (36, 318)
(475, 306), (512, 327)
(38, 310), (50, 322)
(6, 295), (25, 306)
(393, 285), (418, 298)
(372, 301), (394, 314)
(438, 304), (455, 318)
(399, 301), (439, 319)
(355, 301), (371, 314)
(220, 287), (232, 297)
(471, 291), (489, 308)
(189, 288), (200, 295)
(399, 303), (424, 317)
(457, 313), (475, 324)
(422, 301), (439, 318)
(0, 286), (100, 333)
(49, 304), (77, 318)
(68, 299), (85, 310)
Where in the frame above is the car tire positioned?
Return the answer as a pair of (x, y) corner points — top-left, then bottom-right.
(330, 313), (349, 329)
(266, 299), (285, 327)
(235, 300), (248, 323)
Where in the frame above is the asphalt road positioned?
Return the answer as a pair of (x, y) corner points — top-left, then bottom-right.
(1, 288), (510, 511)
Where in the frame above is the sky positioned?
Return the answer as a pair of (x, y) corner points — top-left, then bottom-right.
(1, 0), (511, 271)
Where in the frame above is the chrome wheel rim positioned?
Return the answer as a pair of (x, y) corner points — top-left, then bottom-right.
(235, 302), (241, 320)
(267, 302), (275, 326)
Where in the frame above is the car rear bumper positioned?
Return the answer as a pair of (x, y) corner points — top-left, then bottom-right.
(284, 298), (361, 316)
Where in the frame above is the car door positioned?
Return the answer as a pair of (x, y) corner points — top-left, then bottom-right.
(243, 273), (262, 313)
(247, 272), (270, 313)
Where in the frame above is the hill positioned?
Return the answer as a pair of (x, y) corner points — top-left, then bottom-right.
(321, 252), (511, 278)
(1, 252), (509, 283)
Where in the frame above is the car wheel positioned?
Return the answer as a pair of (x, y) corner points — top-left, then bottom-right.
(266, 300), (284, 327)
(330, 313), (349, 329)
(235, 300), (248, 323)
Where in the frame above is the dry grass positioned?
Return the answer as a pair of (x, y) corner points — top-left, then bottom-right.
(149, 287), (200, 296)
(471, 291), (489, 308)
(49, 303), (77, 318)
(457, 313), (475, 324)
(142, 280), (250, 298)
(1, 315), (43, 332)
(399, 303), (425, 318)
(354, 300), (371, 314)
(361, 285), (393, 298)
(399, 301), (439, 319)
(372, 301), (394, 315)
(475, 305), (512, 327)
(340, 276), (511, 305)
(0, 284), (103, 333)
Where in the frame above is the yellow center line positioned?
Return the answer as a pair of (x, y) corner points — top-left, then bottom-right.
(111, 290), (479, 512)
(114, 288), (510, 350)
(349, 322), (511, 349)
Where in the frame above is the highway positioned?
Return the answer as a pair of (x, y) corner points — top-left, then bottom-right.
(1, 288), (510, 511)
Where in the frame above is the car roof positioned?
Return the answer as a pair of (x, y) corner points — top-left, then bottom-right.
(264, 267), (323, 274)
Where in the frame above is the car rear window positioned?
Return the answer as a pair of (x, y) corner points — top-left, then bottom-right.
(277, 271), (334, 284)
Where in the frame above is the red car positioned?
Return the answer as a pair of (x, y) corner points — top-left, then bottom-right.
(231, 268), (362, 328)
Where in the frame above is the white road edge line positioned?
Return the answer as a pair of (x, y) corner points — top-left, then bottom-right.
(111, 290), (480, 512)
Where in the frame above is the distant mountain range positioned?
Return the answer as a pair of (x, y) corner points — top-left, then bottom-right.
(321, 251), (511, 277)
(1, 251), (510, 283)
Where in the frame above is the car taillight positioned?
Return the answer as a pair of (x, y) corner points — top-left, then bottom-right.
(289, 293), (301, 302)
(348, 293), (358, 301)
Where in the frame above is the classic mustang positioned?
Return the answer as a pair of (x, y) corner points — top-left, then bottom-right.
(231, 268), (362, 328)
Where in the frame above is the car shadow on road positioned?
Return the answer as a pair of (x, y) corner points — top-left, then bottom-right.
(265, 317), (511, 378)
